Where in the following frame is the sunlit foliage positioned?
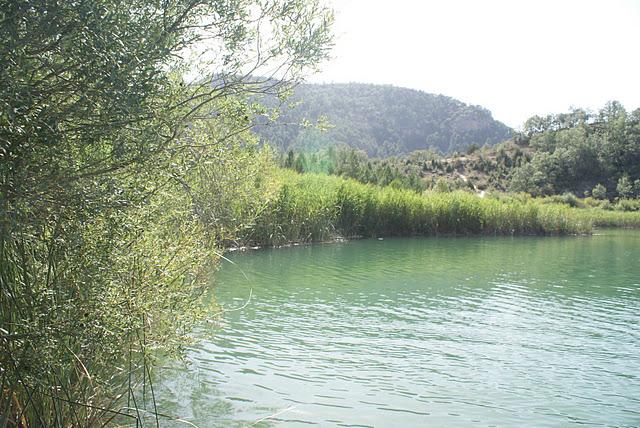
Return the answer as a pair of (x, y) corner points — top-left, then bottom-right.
(0, 0), (332, 425)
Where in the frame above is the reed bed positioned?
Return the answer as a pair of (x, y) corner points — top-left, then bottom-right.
(244, 171), (595, 246)
(577, 208), (640, 228)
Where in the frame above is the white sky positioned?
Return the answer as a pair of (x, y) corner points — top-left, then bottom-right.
(308, 0), (640, 129)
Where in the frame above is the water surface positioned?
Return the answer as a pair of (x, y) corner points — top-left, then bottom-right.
(153, 230), (640, 427)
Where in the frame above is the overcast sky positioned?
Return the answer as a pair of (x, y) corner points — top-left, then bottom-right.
(308, 0), (640, 129)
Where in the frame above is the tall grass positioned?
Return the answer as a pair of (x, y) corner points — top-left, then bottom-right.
(536, 194), (640, 228)
(0, 187), (216, 427)
(243, 171), (595, 246)
(577, 208), (640, 228)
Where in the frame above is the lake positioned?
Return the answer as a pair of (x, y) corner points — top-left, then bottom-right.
(151, 230), (640, 427)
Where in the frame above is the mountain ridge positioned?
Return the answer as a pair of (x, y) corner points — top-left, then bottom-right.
(255, 82), (513, 156)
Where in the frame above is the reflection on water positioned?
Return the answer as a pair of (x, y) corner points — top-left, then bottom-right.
(152, 230), (640, 427)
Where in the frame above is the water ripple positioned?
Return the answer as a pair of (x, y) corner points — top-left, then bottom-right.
(152, 232), (640, 427)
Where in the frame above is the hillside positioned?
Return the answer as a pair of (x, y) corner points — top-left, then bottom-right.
(279, 101), (640, 200)
(255, 83), (512, 156)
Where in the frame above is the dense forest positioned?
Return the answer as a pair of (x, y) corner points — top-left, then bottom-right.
(254, 83), (513, 156)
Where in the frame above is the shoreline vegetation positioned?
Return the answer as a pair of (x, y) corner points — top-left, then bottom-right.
(230, 170), (640, 249)
(0, 1), (335, 426)
(2, 1), (639, 425)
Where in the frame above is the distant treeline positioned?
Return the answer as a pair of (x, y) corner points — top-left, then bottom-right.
(278, 145), (432, 192)
(254, 83), (512, 156)
(511, 101), (640, 198)
(277, 101), (640, 202)
(276, 143), (529, 194)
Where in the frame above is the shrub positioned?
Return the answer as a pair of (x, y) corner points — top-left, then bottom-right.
(617, 175), (634, 198)
(592, 184), (607, 200)
(614, 199), (640, 212)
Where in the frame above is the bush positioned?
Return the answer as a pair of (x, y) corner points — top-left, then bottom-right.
(592, 183), (607, 200)
(617, 175), (634, 198)
(540, 192), (583, 208)
(614, 199), (640, 212)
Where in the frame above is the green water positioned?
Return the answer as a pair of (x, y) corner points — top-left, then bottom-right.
(153, 230), (640, 427)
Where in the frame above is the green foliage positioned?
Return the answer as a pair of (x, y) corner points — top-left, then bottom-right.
(613, 199), (640, 212)
(576, 208), (640, 228)
(0, 0), (332, 425)
(511, 102), (640, 197)
(278, 146), (431, 192)
(540, 192), (583, 208)
(435, 178), (454, 192)
(293, 152), (307, 173)
(523, 108), (589, 136)
(616, 175), (633, 198)
(243, 171), (593, 246)
(255, 83), (512, 156)
(509, 162), (550, 196)
(592, 183), (608, 200)
(266, 98), (639, 202)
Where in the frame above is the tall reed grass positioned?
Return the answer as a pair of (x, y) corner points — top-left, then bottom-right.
(577, 208), (640, 228)
(243, 171), (595, 246)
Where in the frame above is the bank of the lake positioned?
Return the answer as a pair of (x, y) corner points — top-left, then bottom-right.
(150, 229), (640, 427)
(240, 171), (640, 247)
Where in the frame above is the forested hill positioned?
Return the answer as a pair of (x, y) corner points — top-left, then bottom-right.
(255, 83), (512, 156)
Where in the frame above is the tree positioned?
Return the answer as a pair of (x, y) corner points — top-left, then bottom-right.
(294, 152), (307, 172)
(617, 175), (633, 198)
(592, 183), (607, 200)
(285, 149), (296, 168)
(1, 0), (333, 196)
(467, 143), (480, 155)
(511, 102), (639, 196)
(0, 0), (333, 425)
